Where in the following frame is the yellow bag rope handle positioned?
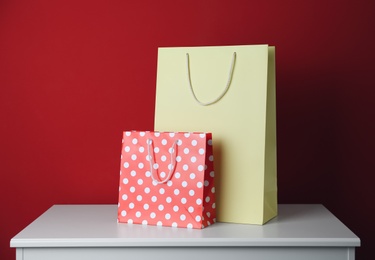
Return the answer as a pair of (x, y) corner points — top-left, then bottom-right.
(186, 52), (236, 106)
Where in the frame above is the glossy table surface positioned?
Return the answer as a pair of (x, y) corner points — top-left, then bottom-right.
(11, 204), (360, 248)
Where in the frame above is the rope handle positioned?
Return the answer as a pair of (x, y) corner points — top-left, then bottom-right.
(146, 138), (178, 184)
(186, 52), (237, 106)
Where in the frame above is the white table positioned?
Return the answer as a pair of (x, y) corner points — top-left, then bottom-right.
(10, 204), (360, 260)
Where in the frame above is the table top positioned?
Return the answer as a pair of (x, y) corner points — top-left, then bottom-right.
(10, 204), (360, 248)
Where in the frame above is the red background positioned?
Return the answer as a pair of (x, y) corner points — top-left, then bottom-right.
(1, 0), (374, 259)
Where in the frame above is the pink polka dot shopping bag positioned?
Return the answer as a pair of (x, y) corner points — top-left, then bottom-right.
(118, 131), (216, 229)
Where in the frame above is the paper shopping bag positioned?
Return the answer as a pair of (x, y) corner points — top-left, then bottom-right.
(154, 45), (277, 225)
(118, 131), (216, 229)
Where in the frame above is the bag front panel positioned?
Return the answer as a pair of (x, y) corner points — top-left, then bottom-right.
(118, 131), (216, 229)
(154, 45), (277, 224)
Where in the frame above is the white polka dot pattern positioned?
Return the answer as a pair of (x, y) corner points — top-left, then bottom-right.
(118, 131), (216, 229)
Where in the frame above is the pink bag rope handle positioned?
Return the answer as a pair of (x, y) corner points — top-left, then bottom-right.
(146, 138), (179, 184)
(186, 52), (236, 106)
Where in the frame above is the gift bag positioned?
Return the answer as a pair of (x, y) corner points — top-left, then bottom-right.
(154, 45), (277, 225)
(118, 131), (216, 229)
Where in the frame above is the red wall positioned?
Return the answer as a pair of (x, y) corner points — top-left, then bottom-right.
(1, 0), (374, 259)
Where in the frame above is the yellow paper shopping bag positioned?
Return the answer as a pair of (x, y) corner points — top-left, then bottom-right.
(154, 45), (277, 225)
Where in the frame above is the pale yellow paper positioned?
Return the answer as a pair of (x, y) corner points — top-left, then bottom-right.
(154, 45), (277, 225)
